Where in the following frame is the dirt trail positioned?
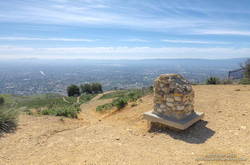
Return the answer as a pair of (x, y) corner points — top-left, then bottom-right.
(77, 96), (80, 104)
(78, 92), (113, 123)
(0, 86), (250, 165)
(62, 97), (70, 103)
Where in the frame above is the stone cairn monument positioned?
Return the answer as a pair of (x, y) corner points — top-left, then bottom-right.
(144, 74), (204, 130)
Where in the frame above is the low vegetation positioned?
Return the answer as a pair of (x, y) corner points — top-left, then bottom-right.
(205, 77), (234, 85)
(0, 97), (4, 105)
(206, 77), (221, 85)
(96, 103), (113, 112)
(16, 93), (63, 108)
(113, 97), (128, 110)
(41, 104), (80, 118)
(240, 59), (250, 84)
(96, 87), (153, 112)
(0, 95), (18, 134)
(0, 91), (96, 135)
(25, 83), (102, 117)
(0, 108), (18, 134)
(240, 78), (250, 84)
(243, 59), (250, 79)
(18, 93), (96, 118)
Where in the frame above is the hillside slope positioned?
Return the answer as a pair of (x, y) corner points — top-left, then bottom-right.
(0, 85), (250, 165)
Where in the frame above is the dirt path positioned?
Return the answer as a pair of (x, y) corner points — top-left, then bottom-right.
(0, 86), (250, 165)
(78, 92), (113, 123)
(62, 97), (70, 103)
(77, 96), (80, 104)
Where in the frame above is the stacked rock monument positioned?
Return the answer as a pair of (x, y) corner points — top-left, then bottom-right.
(144, 74), (204, 130)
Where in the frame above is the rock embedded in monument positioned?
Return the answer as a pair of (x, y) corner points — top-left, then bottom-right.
(144, 74), (204, 130)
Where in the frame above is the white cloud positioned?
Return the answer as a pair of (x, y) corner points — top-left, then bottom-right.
(0, 37), (95, 42)
(162, 39), (229, 44)
(121, 39), (149, 42)
(0, 0), (247, 35)
(0, 46), (249, 59)
(196, 30), (250, 36)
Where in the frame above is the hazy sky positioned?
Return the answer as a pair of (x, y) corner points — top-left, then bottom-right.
(0, 0), (250, 59)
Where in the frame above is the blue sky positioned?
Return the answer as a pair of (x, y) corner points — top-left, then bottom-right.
(0, 0), (250, 59)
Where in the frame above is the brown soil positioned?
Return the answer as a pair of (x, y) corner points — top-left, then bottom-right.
(0, 85), (250, 165)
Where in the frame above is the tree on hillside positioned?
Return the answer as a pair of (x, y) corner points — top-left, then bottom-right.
(80, 83), (92, 94)
(0, 97), (4, 105)
(91, 83), (103, 94)
(206, 77), (220, 85)
(80, 83), (103, 94)
(67, 85), (80, 97)
(240, 59), (250, 84)
(243, 59), (250, 79)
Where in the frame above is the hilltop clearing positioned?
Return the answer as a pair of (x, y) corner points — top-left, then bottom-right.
(0, 85), (250, 165)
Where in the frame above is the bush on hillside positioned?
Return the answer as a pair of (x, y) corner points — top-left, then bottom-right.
(67, 84), (80, 97)
(113, 97), (128, 110)
(0, 108), (18, 134)
(206, 77), (220, 85)
(0, 97), (4, 105)
(18, 93), (95, 118)
(96, 103), (113, 112)
(240, 78), (250, 84)
(240, 59), (250, 84)
(96, 87), (153, 112)
(243, 59), (250, 79)
(41, 105), (80, 118)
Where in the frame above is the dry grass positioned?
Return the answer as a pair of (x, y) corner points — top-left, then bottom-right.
(0, 85), (250, 165)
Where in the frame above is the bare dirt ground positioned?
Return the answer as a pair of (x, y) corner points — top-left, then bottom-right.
(0, 85), (250, 165)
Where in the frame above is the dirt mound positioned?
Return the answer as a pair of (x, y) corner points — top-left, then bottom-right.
(0, 85), (250, 165)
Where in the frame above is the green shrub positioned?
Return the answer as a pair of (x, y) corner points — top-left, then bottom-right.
(79, 94), (96, 104)
(240, 78), (250, 84)
(41, 105), (80, 118)
(0, 97), (4, 105)
(16, 94), (64, 108)
(206, 77), (220, 85)
(243, 59), (250, 79)
(127, 92), (138, 101)
(24, 109), (33, 115)
(0, 108), (18, 134)
(113, 97), (128, 110)
(96, 103), (113, 112)
(17, 93), (95, 118)
(97, 87), (153, 111)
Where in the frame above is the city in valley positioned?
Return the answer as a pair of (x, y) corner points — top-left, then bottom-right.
(0, 58), (245, 95)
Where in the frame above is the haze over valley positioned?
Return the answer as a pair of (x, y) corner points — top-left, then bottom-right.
(0, 58), (245, 95)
